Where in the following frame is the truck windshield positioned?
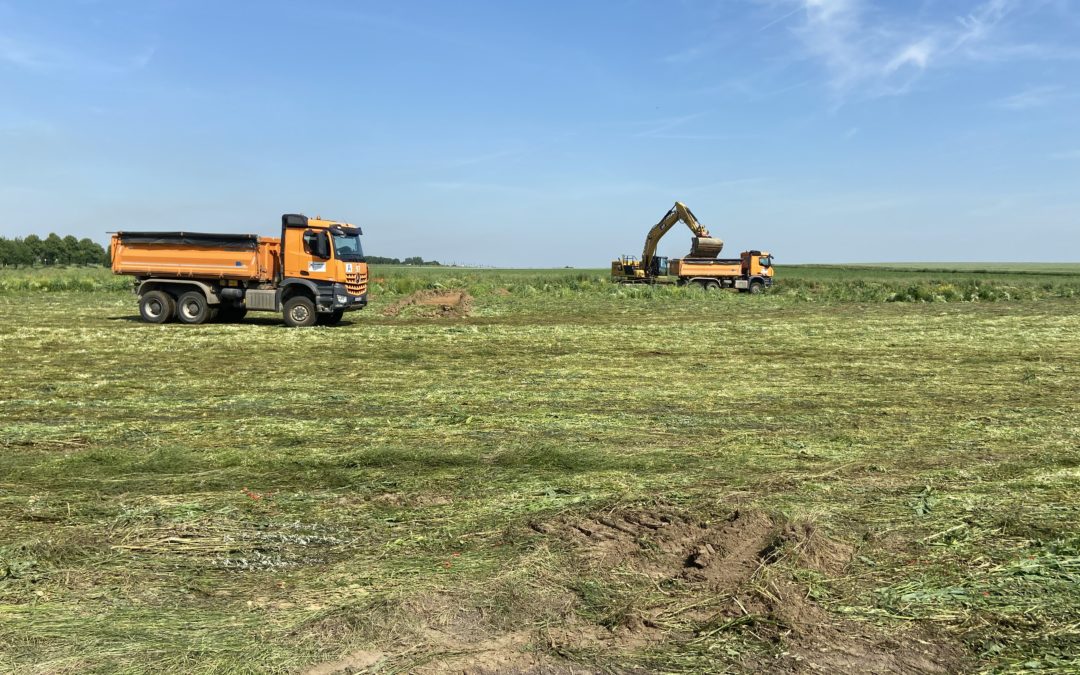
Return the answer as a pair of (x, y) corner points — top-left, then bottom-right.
(759, 256), (772, 267)
(332, 231), (364, 262)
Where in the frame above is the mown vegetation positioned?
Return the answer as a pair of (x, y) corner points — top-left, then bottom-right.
(1, 264), (1078, 673)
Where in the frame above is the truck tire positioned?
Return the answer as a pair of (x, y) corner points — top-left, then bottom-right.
(705, 280), (721, 291)
(139, 290), (175, 324)
(283, 296), (317, 327)
(177, 290), (213, 324)
(317, 309), (345, 326)
(749, 280), (765, 294)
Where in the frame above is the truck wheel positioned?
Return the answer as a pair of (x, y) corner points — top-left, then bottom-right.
(283, 296), (317, 327)
(749, 281), (765, 294)
(317, 309), (345, 326)
(176, 291), (212, 324)
(705, 280), (721, 291)
(139, 291), (175, 324)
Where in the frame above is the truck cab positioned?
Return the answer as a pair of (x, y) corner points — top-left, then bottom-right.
(277, 214), (369, 324)
(742, 250), (774, 281)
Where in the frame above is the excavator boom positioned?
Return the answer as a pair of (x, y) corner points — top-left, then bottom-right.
(641, 202), (724, 272)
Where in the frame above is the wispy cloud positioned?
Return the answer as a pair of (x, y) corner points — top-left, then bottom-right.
(994, 85), (1067, 110)
(662, 44), (716, 64)
(786, 0), (934, 98)
(0, 31), (156, 74)
(770, 0), (1065, 101)
(632, 112), (710, 138)
(759, 5), (804, 32)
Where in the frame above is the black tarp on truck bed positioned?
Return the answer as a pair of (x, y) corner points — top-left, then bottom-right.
(114, 232), (260, 249)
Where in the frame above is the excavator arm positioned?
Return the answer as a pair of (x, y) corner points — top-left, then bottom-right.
(641, 202), (724, 272)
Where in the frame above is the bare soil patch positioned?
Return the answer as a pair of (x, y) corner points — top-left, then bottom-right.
(532, 505), (964, 674)
(304, 505), (965, 674)
(302, 649), (384, 675)
(382, 290), (473, 318)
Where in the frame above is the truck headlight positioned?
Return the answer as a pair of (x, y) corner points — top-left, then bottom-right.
(336, 295), (348, 304)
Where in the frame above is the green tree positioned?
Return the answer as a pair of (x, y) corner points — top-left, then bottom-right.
(23, 234), (42, 265)
(77, 238), (105, 265)
(6, 238), (34, 267)
(62, 235), (80, 265)
(41, 233), (65, 265)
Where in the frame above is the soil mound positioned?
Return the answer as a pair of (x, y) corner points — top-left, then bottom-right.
(382, 290), (473, 318)
(533, 507), (780, 592)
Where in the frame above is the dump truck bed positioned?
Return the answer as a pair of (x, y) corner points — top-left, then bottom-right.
(669, 258), (744, 277)
(111, 232), (281, 281)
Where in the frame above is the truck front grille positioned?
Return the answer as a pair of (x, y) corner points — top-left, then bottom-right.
(346, 271), (367, 296)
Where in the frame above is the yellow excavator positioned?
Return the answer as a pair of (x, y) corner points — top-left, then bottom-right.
(611, 202), (725, 282)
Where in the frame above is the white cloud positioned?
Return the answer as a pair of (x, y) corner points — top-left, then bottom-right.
(774, 0), (1039, 100)
(886, 39), (934, 73)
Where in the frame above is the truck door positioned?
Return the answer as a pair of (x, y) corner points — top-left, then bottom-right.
(284, 228), (335, 282)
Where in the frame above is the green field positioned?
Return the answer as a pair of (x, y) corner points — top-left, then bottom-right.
(2, 265), (1079, 673)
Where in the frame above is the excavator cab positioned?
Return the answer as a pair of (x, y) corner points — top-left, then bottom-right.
(650, 256), (669, 276)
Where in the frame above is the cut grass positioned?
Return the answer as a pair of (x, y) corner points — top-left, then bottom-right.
(0, 265), (1078, 672)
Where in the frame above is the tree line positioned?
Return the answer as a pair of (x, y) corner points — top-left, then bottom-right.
(0, 234), (109, 267)
(0, 233), (440, 268)
(365, 256), (442, 266)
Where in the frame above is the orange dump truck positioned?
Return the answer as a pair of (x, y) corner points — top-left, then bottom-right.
(669, 250), (774, 293)
(111, 214), (368, 327)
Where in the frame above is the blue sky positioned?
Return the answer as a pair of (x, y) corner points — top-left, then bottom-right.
(1, 0), (1078, 265)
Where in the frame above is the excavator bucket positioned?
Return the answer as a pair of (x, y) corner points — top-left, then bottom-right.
(689, 236), (724, 259)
